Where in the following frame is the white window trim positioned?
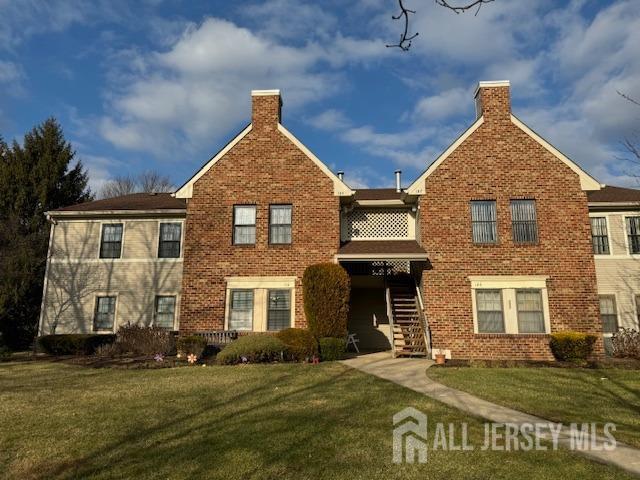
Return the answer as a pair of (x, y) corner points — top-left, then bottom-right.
(224, 277), (296, 332)
(599, 292), (619, 338)
(588, 213), (611, 258)
(469, 276), (551, 335)
(98, 221), (125, 260)
(623, 215), (640, 257)
(93, 293), (119, 333)
(156, 220), (185, 259)
(153, 293), (180, 330)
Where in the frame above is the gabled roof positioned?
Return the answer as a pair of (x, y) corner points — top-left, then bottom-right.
(588, 185), (640, 204)
(406, 114), (602, 195)
(49, 193), (186, 215)
(174, 123), (354, 198)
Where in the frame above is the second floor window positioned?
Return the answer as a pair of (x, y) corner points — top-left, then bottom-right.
(100, 224), (123, 259)
(590, 217), (609, 255)
(269, 205), (292, 244)
(626, 217), (640, 254)
(471, 200), (497, 244)
(233, 206), (256, 245)
(158, 223), (182, 258)
(511, 199), (537, 244)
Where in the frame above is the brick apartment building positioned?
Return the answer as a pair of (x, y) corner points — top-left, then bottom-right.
(38, 81), (640, 360)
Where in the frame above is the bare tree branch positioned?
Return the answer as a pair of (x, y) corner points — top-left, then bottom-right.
(99, 171), (174, 199)
(387, 0), (495, 51)
(618, 90), (640, 107)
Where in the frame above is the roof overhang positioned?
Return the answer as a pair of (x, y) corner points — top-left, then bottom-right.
(335, 253), (429, 261)
(46, 209), (186, 220)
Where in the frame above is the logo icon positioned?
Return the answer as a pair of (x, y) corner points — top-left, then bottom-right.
(393, 407), (428, 463)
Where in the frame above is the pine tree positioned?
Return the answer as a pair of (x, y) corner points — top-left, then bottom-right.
(0, 118), (92, 349)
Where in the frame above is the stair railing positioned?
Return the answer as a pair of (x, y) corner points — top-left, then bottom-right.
(414, 281), (432, 357)
(385, 285), (397, 358)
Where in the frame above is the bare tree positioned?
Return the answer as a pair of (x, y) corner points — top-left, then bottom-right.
(618, 91), (640, 170)
(99, 170), (174, 199)
(387, 0), (495, 51)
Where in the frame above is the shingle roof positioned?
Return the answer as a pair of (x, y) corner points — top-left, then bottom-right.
(51, 193), (186, 212)
(587, 186), (640, 203)
(353, 188), (403, 201)
(338, 240), (427, 255)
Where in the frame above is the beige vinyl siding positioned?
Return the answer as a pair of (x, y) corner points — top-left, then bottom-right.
(40, 217), (184, 335)
(590, 211), (640, 331)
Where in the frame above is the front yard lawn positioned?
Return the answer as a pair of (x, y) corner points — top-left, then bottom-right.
(0, 361), (635, 479)
(427, 367), (640, 449)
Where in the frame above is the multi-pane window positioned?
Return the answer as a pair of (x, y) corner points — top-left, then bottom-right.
(155, 296), (176, 329)
(476, 290), (504, 333)
(599, 295), (618, 334)
(626, 217), (640, 254)
(269, 205), (292, 244)
(233, 206), (256, 245)
(471, 201), (498, 244)
(228, 290), (253, 330)
(267, 290), (291, 331)
(511, 199), (538, 244)
(590, 217), (609, 255)
(516, 289), (545, 333)
(93, 296), (116, 331)
(100, 224), (123, 258)
(158, 223), (181, 258)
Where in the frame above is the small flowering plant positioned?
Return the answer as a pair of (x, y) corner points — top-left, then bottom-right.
(154, 353), (164, 363)
(187, 353), (198, 365)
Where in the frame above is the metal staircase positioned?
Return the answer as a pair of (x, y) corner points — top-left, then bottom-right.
(386, 275), (431, 357)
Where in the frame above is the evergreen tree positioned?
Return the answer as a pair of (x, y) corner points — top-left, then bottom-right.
(0, 118), (92, 349)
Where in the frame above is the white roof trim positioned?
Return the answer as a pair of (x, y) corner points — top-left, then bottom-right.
(174, 125), (253, 198)
(277, 123), (354, 196)
(473, 80), (510, 98)
(334, 253), (429, 261)
(406, 116), (485, 195)
(47, 209), (186, 219)
(510, 115), (602, 191)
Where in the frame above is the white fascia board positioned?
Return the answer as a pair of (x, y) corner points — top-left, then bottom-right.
(510, 115), (602, 191)
(277, 123), (355, 196)
(334, 253), (429, 261)
(406, 116), (485, 195)
(47, 209), (186, 219)
(355, 199), (406, 207)
(174, 124), (253, 198)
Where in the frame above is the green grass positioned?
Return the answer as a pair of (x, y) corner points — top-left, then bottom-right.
(427, 367), (640, 449)
(0, 361), (635, 480)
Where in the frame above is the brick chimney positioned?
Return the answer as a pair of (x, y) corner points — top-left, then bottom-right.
(474, 80), (511, 121)
(251, 90), (282, 129)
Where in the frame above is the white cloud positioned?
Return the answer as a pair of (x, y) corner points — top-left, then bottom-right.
(306, 109), (352, 131)
(412, 87), (470, 121)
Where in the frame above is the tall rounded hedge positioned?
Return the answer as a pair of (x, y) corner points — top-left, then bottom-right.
(303, 263), (350, 338)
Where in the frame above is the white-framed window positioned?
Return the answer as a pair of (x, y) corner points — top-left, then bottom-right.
(228, 289), (254, 330)
(470, 200), (497, 244)
(470, 276), (550, 335)
(475, 290), (505, 333)
(599, 295), (618, 334)
(99, 223), (123, 258)
(158, 223), (182, 258)
(626, 217), (640, 254)
(267, 290), (292, 331)
(154, 296), (176, 329)
(511, 199), (538, 244)
(269, 205), (292, 244)
(590, 217), (610, 255)
(93, 296), (116, 331)
(516, 289), (545, 333)
(233, 205), (256, 245)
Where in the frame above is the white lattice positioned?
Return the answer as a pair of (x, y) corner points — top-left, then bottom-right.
(344, 208), (409, 239)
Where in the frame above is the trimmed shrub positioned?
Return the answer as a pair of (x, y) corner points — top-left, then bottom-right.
(38, 334), (116, 356)
(94, 342), (122, 358)
(276, 328), (318, 361)
(303, 263), (350, 338)
(318, 337), (346, 361)
(612, 328), (640, 359)
(0, 345), (11, 361)
(116, 324), (174, 356)
(217, 334), (287, 365)
(177, 335), (208, 359)
(549, 331), (597, 361)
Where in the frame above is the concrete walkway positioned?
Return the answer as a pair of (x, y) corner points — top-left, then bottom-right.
(342, 351), (640, 476)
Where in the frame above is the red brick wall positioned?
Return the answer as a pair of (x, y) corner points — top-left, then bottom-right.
(180, 94), (340, 332)
(418, 85), (603, 360)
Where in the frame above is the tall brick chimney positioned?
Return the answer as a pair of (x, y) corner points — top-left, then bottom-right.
(474, 80), (510, 121)
(251, 90), (282, 129)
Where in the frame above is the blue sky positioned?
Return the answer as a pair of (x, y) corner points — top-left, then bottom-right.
(1, 0), (639, 193)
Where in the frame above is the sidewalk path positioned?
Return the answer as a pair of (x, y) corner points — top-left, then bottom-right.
(341, 351), (640, 476)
